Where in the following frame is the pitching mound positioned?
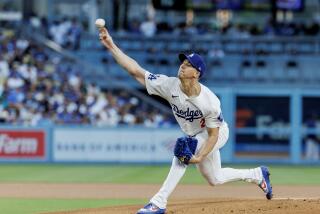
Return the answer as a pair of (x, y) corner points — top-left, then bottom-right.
(1, 183), (319, 214)
(49, 198), (320, 214)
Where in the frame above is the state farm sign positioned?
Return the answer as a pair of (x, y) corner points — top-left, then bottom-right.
(0, 130), (45, 158)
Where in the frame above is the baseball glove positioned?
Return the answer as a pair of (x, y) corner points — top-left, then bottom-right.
(174, 137), (198, 165)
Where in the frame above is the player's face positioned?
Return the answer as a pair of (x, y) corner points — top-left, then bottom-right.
(178, 60), (199, 79)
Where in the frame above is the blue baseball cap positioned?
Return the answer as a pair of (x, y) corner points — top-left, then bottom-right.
(178, 53), (206, 78)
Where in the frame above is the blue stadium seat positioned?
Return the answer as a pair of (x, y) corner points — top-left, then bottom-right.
(270, 57), (287, 81)
(285, 59), (300, 81)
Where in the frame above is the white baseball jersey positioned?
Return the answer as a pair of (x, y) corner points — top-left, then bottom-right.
(145, 72), (264, 210)
(145, 72), (227, 137)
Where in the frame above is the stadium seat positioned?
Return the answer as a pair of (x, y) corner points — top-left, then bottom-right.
(285, 60), (300, 81)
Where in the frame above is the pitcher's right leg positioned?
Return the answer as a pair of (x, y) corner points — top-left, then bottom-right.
(137, 156), (187, 214)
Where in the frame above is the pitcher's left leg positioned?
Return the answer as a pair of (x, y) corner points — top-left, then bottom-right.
(197, 150), (262, 185)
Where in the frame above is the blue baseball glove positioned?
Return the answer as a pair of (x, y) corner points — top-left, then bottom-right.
(174, 137), (198, 165)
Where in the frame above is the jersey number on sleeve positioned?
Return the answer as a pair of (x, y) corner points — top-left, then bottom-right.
(200, 118), (206, 128)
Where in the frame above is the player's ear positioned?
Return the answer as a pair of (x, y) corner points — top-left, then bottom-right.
(195, 71), (200, 79)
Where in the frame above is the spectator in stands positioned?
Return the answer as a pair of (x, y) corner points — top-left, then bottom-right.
(6, 70), (25, 89)
(49, 20), (65, 46)
(0, 55), (9, 96)
(49, 17), (82, 49)
(0, 31), (176, 127)
(305, 114), (320, 160)
(66, 18), (82, 50)
(140, 16), (157, 37)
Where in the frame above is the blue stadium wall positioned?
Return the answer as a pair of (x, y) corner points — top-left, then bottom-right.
(0, 87), (319, 165)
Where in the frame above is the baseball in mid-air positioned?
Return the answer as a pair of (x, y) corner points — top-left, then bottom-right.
(95, 18), (105, 28)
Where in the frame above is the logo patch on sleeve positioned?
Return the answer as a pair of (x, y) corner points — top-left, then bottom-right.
(148, 74), (159, 81)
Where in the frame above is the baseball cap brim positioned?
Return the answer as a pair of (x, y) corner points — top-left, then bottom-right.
(178, 53), (188, 62)
(179, 53), (196, 68)
(179, 53), (201, 73)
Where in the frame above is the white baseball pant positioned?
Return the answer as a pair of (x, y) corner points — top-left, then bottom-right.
(150, 123), (263, 209)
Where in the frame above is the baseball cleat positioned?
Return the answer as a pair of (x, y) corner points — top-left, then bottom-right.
(136, 203), (166, 214)
(259, 166), (273, 200)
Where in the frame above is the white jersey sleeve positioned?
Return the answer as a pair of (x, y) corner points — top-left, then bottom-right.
(145, 71), (172, 99)
(205, 107), (224, 128)
(204, 91), (224, 128)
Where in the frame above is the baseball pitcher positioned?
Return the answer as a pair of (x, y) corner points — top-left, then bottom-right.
(98, 26), (273, 214)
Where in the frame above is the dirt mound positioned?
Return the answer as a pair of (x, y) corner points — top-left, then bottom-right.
(49, 198), (320, 214)
(1, 183), (318, 214)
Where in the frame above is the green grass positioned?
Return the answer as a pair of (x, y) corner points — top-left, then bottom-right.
(0, 198), (144, 214)
(0, 164), (319, 185)
(266, 165), (320, 185)
(0, 164), (319, 213)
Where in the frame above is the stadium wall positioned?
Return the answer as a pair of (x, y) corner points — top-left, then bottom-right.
(0, 87), (319, 165)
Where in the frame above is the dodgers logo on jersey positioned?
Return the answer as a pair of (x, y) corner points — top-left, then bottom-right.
(172, 104), (203, 122)
(148, 73), (160, 81)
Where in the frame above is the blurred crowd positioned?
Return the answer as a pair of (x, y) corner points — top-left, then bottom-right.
(47, 17), (82, 50)
(25, 15), (320, 52)
(0, 30), (175, 127)
(127, 18), (320, 38)
(27, 16), (82, 50)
